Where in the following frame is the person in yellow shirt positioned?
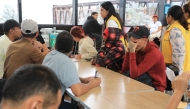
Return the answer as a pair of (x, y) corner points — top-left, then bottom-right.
(162, 5), (189, 74)
(100, 1), (127, 49)
(183, 2), (190, 29)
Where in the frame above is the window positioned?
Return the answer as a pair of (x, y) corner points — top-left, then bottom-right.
(77, 0), (118, 25)
(0, 0), (18, 23)
(22, 0), (72, 24)
(125, 1), (158, 26)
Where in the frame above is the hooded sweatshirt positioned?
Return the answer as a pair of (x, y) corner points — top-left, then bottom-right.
(122, 42), (166, 92)
(82, 16), (102, 35)
(95, 27), (125, 73)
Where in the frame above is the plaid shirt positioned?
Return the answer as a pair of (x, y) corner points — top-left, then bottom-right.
(95, 27), (125, 73)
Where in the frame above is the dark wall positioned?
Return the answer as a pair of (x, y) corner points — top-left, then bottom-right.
(0, 24), (74, 36)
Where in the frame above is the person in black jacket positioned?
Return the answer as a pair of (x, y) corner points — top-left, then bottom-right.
(82, 12), (102, 51)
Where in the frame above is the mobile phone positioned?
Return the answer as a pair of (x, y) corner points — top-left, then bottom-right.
(94, 71), (98, 78)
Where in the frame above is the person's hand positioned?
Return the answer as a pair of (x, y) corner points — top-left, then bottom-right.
(33, 41), (42, 51)
(69, 54), (75, 58)
(90, 77), (101, 88)
(42, 49), (50, 56)
(82, 77), (94, 84)
(172, 72), (190, 95)
(188, 91), (190, 98)
(75, 54), (81, 59)
(128, 41), (140, 53)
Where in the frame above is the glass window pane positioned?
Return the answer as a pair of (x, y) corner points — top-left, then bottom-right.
(22, 0), (72, 24)
(77, 0), (119, 25)
(0, 0), (18, 23)
(170, 0), (184, 6)
(125, 1), (158, 26)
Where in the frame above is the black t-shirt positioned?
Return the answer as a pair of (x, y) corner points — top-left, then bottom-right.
(36, 35), (45, 44)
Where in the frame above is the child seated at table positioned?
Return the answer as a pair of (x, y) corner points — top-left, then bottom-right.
(70, 26), (98, 60)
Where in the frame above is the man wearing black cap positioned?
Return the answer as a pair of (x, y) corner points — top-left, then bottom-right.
(122, 26), (166, 92)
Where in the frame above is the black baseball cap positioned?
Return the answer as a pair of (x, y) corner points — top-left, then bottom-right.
(128, 26), (150, 39)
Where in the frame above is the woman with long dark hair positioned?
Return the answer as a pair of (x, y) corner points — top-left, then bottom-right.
(100, 1), (123, 29)
(162, 5), (190, 74)
(94, 2), (125, 72)
(100, 1), (127, 48)
(183, 2), (190, 29)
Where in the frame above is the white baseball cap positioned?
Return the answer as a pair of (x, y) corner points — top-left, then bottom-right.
(21, 19), (38, 34)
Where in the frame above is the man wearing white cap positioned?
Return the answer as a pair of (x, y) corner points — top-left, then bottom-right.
(3, 19), (49, 79)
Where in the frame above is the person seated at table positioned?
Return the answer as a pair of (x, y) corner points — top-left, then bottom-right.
(0, 19), (22, 79)
(95, 27), (125, 73)
(147, 14), (162, 41)
(122, 26), (166, 92)
(70, 26), (98, 60)
(42, 31), (101, 104)
(36, 34), (49, 52)
(82, 12), (102, 50)
(1, 64), (62, 109)
(3, 19), (49, 79)
(166, 72), (190, 109)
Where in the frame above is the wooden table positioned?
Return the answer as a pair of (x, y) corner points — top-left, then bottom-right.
(73, 61), (154, 94)
(66, 61), (158, 108)
(68, 91), (171, 109)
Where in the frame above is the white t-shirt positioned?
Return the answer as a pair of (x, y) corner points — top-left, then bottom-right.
(0, 34), (12, 78)
(148, 21), (162, 34)
(107, 20), (119, 28)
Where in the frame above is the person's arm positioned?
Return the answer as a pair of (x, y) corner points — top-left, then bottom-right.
(71, 77), (101, 96)
(166, 91), (184, 109)
(170, 28), (185, 74)
(122, 52), (130, 73)
(81, 42), (98, 59)
(79, 77), (92, 84)
(152, 21), (162, 34)
(166, 72), (190, 109)
(30, 47), (45, 64)
(129, 51), (159, 78)
(127, 40), (159, 78)
(42, 44), (49, 52)
(152, 26), (162, 34)
(93, 20), (102, 29)
(61, 61), (101, 96)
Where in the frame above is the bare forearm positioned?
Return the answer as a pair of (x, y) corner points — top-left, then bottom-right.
(71, 83), (94, 96)
(166, 91), (183, 109)
(79, 77), (87, 83)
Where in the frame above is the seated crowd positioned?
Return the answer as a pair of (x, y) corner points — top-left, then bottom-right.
(0, 1), (190, 109)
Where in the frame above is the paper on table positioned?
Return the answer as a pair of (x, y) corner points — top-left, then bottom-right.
(166, 67), (176, 81)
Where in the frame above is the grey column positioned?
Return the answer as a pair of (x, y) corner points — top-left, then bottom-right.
(119, 0), (126, 26)
(18, 0), (22, 23)
(72, 0), (78, 25)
